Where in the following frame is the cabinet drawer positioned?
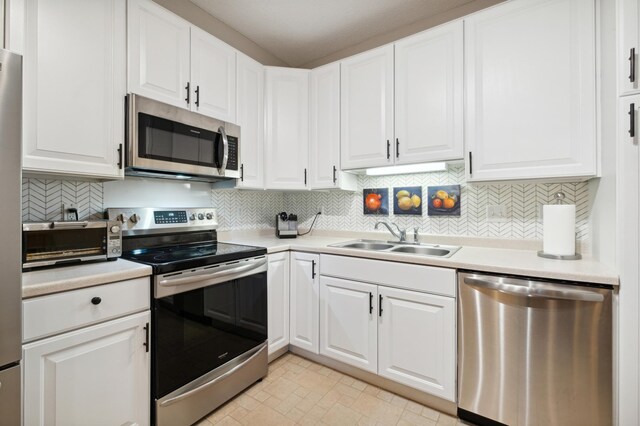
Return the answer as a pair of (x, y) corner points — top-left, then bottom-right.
(320, 254), (455, 297)
(23, 277), (150, 342)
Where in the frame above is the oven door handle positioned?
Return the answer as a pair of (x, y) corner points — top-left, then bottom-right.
(159, 343), (266, 407)
(158, 258), (267, 287)
(51, 221), (89, 229)
(218, 125), (229, 175)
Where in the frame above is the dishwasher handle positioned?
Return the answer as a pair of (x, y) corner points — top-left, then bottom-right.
(463, 276), (605, 303)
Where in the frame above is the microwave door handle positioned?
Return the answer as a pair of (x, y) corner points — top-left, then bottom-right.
(159, 258), (266, 287)
(51, 221), (89, 229)
(218, 126), (229, 175)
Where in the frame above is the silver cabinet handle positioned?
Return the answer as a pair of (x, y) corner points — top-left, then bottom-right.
(463, 276), (604, 303)
(159, 258), (266, 287)
(218, 125), (229, 175)
(160, 344), (266, 407)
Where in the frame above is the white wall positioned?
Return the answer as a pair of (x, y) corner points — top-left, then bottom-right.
(103, 178), (211, 208)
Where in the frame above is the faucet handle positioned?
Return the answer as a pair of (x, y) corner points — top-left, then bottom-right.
(413, 227), (419, 243)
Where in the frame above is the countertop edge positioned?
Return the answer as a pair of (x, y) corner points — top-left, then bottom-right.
(22, 260), (153, 299)
(261, 242), (619, 286)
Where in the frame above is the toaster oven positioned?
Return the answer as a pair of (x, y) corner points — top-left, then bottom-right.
(22, 220), (122, 270)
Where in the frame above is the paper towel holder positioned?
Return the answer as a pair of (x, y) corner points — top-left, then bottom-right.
(537, 192), (582, 260)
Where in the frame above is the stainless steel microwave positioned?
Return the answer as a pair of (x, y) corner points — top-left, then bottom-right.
(22, 220), (122, 270)
(125, 94), (240, 182)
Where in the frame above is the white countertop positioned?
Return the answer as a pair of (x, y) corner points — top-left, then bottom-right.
(221, 233), (619, 286)
(22, 259), (153, 299)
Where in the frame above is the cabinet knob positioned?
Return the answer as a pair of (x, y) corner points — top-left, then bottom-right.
(91, 297), (102, 305)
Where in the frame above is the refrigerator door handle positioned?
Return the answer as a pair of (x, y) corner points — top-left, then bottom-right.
(463, 276), (604, 302)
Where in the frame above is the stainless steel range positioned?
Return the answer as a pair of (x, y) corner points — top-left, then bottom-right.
(107, 207), (268, 426)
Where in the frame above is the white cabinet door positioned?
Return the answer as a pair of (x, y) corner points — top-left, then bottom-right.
(620, 0), (640, 96)
(23, 312), (150, 426)
(128, 0), (190, 109)
(236, 53), (265, 189)
(378, 286), (456, 401)
(267, 252), (289, 355)
(309, 62), (357, 191)
(617, 96), (640, 426)
(395, 20), (463, 164)
(341, 45), (394, 170)
(264, 67), (309, 189)
(191, 26), (236, 122)
(319, 276), (377, 373)
(21, 0), (126, 178)
(465, 0), (597, 182)
(289, 252), (320, 354)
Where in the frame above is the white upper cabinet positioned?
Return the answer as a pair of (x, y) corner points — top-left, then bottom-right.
(236, 53), (265, 189)
(620, 0), (640, 96)
(190, 26), (236, 123)
(264, 67), (310, 190)
(465, 0), (597, 182)
(341, 45), (394, 170)
(128, 0), (190, 109)
(17, 0), (126, 179)
(309, 62), (357, 191)
(395, 21), (463, 164)
(129, 0), (236, 122)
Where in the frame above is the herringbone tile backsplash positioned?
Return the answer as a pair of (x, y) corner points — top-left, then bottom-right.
(283, 165), (590, 242)
(22, 178), (104, 222)
(22, 165), (589, 242)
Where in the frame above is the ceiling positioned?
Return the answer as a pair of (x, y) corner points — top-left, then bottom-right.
(190, 0), (477, 67)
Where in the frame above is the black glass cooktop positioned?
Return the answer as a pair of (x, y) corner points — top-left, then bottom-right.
(122, 242), (267, 274)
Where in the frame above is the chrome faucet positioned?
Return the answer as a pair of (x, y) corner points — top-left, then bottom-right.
(375, 221), (407, 242)
(413, 227), (420, 243)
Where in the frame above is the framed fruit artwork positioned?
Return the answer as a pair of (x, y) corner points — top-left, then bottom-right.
(427, 185), (461, 216)
(393, 186), (422, 215)
(363, 188), (389, 215)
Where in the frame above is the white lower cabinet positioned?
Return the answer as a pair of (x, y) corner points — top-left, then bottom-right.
(267, 252), (290, 356)
(319, 276), (378, 373)
(290, 252), (320, 353)
(23, 311), (150, 426)
(378, 286), (456, 401)
(319, 254), (456, 401)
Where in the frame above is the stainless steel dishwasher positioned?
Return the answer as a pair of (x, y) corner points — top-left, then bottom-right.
(457, 271), (613, 426)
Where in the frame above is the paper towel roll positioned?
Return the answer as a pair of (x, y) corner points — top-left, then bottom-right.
(543, 204), (576, 256)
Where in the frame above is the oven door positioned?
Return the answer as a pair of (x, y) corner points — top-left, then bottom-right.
(152, 257), (267, 425)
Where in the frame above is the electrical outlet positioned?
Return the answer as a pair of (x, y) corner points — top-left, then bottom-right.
(62, 203), (78, 221)
(316, 205), (325, 215)
(487, 205), (508, 223)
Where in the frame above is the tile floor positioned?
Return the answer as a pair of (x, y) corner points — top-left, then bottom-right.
(195, 353), (467, 426)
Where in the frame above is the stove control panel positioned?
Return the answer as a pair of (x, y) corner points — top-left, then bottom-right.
(106, 207), (218, 235)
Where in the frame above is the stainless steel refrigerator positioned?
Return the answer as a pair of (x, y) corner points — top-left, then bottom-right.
(0, 48), (23, 426)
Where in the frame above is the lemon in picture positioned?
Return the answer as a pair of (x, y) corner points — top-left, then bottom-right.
(398, 196), (413, 211)
(396, 190), (410, 199)
(436, 190), (449, 200)
(411, 194), (421, 208)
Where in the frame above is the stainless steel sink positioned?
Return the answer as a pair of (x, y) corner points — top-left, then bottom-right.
(390, 246), (452, 256)
(329, 239), (461, 258)
(339, 242), (395, 250)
